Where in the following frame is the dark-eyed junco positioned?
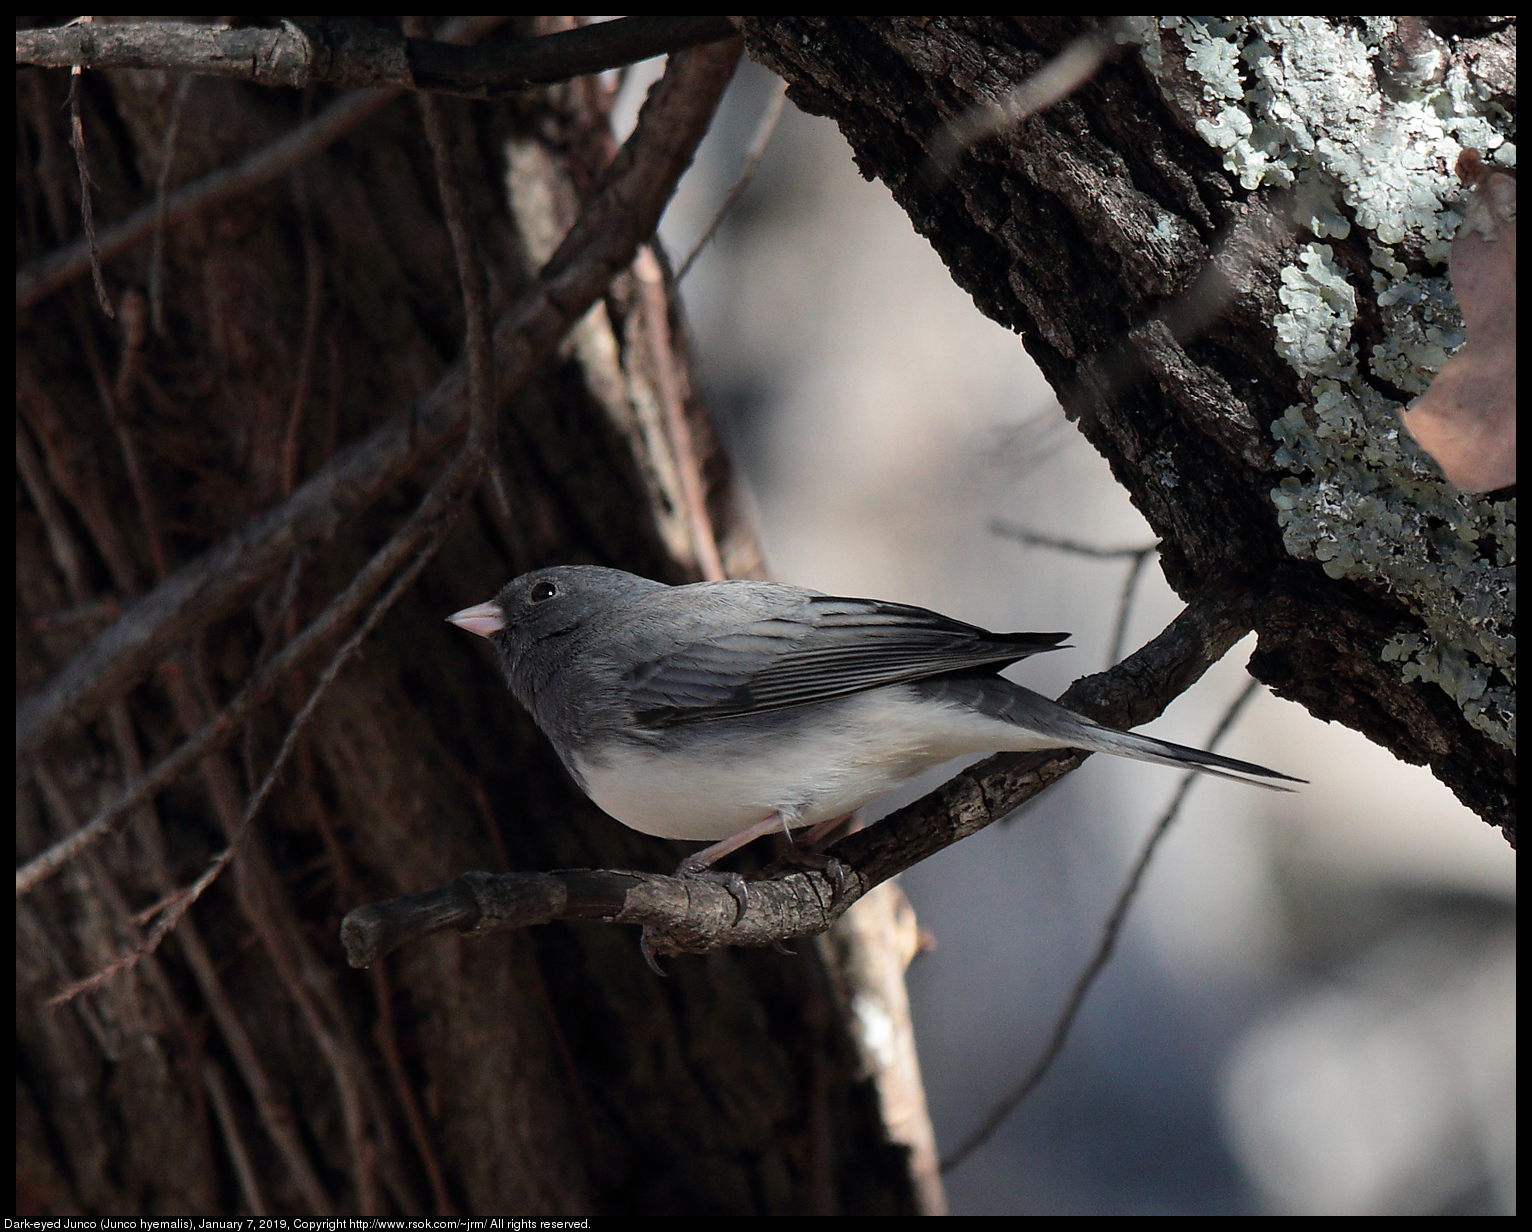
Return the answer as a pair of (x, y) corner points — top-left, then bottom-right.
(447, 566), (1300, 873)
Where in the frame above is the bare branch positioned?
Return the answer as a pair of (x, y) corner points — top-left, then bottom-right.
(411, 16), (496, 466)
(340, 574), (1256, 967)
(924, 18), (1134, 182)
(1107, 547), (1156, 668)
(989, 519), (1154, 559)
(677, 74), (789, 281)
(634, 246), (725, 579)
(147, 72), (193, 335)
(203, 1061), (269, 1216)
(989, 521), (1160, 667)
(66, 63), (113, 317)
(17, 16), (738, 98)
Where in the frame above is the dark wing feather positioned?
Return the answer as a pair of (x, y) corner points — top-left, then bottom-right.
(628, 594), (1068, 726)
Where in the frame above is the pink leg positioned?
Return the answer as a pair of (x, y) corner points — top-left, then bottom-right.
(677, 812), (794, 874)
(797, 810), (854, 849)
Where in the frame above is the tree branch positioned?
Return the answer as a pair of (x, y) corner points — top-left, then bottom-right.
(16, 16), (738, 98)
(340, 574), (1255, 967)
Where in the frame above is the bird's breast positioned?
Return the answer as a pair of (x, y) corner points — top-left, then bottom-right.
(568, 685), (1032, 842)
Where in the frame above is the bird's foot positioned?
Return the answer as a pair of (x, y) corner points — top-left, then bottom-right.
(764, 848), (848, 907)
(673, 856), (750, 924)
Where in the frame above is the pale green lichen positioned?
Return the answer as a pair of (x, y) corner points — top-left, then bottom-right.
(1133, 17), (1516, 749)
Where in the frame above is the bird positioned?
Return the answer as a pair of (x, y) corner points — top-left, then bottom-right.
(447, 565), (1300, 876)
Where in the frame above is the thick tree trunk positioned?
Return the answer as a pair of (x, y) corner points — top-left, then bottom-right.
(17, 21), (931, 1215)
(738, 16), (1515, 840)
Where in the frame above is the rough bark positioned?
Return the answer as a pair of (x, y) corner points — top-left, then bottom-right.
(17, 19), (928, 1215)
(738, 16), (1515, 840)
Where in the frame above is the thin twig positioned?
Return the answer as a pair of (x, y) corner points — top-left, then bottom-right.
(1107, 547), (1157, 669)
(939, 676), (1264, 1173)
(16, 421), (91, 601)
(66, 63), (113, 317)
(30, 596), (123, 633)
(148, 72), (193, 336)
(411, 20), (495, 465)
(989, 519), (1156, 560)
(245, 548), (307, 793)
(203, 1060), (269, 1216)
(677, 74), (788, 282)
(634, 246), (725, 579)
(988, 520), (1159, 669)
(282, 163), (325, 497)
(368, 964), (455, 1215)
(107, 290), (171, 582)
(924, 18), (1134, 184)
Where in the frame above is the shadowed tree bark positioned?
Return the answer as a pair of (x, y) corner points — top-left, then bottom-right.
(17, 18), (934, 1216)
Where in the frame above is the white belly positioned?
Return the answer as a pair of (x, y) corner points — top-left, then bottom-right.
(568, 685), (1062, 842)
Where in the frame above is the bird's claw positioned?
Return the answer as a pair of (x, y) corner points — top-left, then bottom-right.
(639, 926), (668, 976)
(673, 860), (750, 924)
(764, 849), (849, 908)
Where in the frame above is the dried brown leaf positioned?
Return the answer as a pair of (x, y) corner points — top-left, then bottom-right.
(1400, 150), (1516, 493)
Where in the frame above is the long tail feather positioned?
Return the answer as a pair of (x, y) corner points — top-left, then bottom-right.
(1063, 719), (1304, 791)
(921, 675), (1305, 791)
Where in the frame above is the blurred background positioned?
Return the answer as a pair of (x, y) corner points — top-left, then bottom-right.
(618, 58), (1515, 1215)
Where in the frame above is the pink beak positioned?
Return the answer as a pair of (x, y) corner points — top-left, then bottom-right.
(446, 601), (505, 639)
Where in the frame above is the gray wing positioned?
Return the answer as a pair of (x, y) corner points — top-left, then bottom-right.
(625, 591), (1069, 726)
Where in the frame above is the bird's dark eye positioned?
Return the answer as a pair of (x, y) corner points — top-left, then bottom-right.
(530, 581), (558, 603)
